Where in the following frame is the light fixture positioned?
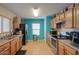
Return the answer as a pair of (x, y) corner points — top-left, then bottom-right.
(32, 7), (39, 17)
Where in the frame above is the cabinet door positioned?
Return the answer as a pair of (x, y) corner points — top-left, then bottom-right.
(75, 4), (79, 28)
(65, 45), (76, 55)
(11, 39), (17, 55)
(58, 46), (65, 55)
(64, 9), (73, 28)
(48, 35), (51, 46)
(0, 42), (10, 55)
(58, 42), (65, 55)
(51, 18), (56, 28)
(16, 36), (20, 51)
(0, 47), (10, 55)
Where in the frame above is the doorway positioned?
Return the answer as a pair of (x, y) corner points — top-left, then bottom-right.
(25, 24), (28, 40)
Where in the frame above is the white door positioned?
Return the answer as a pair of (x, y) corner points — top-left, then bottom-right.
(25, 24), (28, 39)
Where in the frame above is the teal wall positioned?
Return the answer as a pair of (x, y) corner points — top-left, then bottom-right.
(46, 16), (53, 43)
(22, 18), (44, 41)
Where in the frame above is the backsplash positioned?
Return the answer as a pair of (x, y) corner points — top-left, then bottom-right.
(61, 28), (74, 32)
(0, 32), (13, 39)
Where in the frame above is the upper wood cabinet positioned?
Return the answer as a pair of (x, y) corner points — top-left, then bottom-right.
(60, 13), (64, 20)
(51, 18), (56, 28)
(74, 4), (79, 28)
(56, 13), (64, 21)
(56, 15), (60, 21)
(64, 8), (73, 28)
(13, 17), (21, 32)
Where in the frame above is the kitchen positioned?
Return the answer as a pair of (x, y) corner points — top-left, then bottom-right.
(0, 3), (79, 55)
(48, 3), (79, 55)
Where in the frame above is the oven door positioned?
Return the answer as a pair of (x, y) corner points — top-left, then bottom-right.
(51, 37), (57, 54)
(51, 37), (57, 48)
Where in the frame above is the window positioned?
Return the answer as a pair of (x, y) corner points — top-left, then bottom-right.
(32, 23), (40, 35)
(0, 16), (1, 33)
(3, 17), (10, 32)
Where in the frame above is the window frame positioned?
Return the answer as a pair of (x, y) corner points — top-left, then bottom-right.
(0, 15), (11, 34)
(0, 16), (2, 33)
(32, 23), (40, 35)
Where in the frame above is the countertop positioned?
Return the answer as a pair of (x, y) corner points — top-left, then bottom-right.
(0, 34), (22, 47)
(59, 39), (79, 52)
(48, 34), (79, 52)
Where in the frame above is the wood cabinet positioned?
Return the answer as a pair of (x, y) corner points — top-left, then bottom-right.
(65, 45), (76, 55)
(58, 42), (65, 55)
(51, 18), (56, 28)
(11, 39), (17, 55)
(16, 36), (21, 51)
(0, 35), (21, 55)
(11, 35), (21, 55)
(58, 40), (77, 55)
(74, 4), (79, 28)
(60, 13), (65, 20)
(48, 35), (52, 46)
(13, 17), (21, 32)
(0, 42), (10, 55)
(64, 8), (74, 28)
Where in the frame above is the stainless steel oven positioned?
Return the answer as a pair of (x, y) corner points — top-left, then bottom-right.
(50, 28), (58, 54)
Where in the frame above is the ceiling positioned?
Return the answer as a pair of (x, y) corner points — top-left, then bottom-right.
(1, 3), (72, 18)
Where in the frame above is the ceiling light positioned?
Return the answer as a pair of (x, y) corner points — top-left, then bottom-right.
(32, 7), (39, 17)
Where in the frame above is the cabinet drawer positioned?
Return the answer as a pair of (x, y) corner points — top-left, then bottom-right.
(0, 47), (10, 55)
(65, 50), (74, 55)
(0, 42), (10, 53)
(58, 42), (65, 47)
(65, 46), (76, 55)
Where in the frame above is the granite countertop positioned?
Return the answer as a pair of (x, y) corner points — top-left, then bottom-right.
(48, 33), (79, 53)
(0, 34), (21, 47)
(59, 39), (79, 52)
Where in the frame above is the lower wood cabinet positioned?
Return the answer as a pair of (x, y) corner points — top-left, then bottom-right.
(65, 45), (76, 55)
(16, 36), (21, 51)
(0, 35), (22, 55)
(0, 42), (10, 55)
(58, 44), (65, 55)
(48, 35), (52, 46)
(58, 41), (77, 55)
(11, 35), (21, 55)
(0, 47), (10, 55)
(11, 39), (17, 55)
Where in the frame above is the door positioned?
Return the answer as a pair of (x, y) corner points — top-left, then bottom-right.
(20, 24), (26, 45)
(25, 24), (28, 40)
